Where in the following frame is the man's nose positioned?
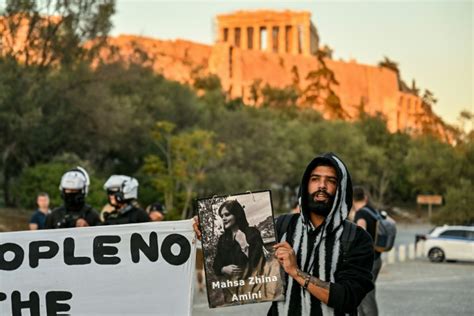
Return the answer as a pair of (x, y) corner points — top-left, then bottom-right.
(318, 181), (327, 190)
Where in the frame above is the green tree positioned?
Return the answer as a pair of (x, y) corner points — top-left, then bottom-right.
(0, 0), (115, 206)
(410, 79), (420, 96)
(195, 105), (309, 211)
(13, 154), (106, 209)
(378, 56), (399, 74)
(261, 84), (299, 110)
(142, 121), (225, 219)
(317, 45), (334, 59)
(405, 136), (462, 195)
(303, 56), (346, 119)
(291, 65), (300, 89)
(304, 120), (380, 199)
(193, 73), (223, 93)
(1, 0), (115, 68)
(355, 114), (412, 205)
(249, 79), (262, 105)
(422, 89), (437, 107)
(432, 179), (474, 225)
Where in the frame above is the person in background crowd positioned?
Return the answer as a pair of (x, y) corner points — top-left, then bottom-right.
(353, 186), (382, 316)
(146, 202), (166, 222)
(29, 192), (51, 230)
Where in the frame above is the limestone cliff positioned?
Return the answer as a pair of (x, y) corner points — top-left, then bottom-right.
(101, 34), (454, 142)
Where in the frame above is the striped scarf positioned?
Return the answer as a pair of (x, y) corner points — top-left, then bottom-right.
(277, 153), (352, 316)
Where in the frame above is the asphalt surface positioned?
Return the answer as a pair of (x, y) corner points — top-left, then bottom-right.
(193, 259), (474, 315)
(377, 259), (474, 316)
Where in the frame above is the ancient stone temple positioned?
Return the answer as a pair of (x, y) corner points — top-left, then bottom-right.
(216, 10), (318, 56)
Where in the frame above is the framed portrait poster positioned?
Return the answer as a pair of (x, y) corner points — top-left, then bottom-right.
(196, 190), (284, 308)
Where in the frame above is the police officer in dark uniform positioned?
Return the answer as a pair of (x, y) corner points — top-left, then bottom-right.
(146, 202), (166, 222)
(45, 167), (100, 229)
(102, 175), (149, 225)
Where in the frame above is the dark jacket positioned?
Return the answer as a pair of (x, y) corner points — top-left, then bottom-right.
(45, 204), (100, 229)
(30, 209), (49, 229)
(213, 226), (264, 277)
(102, 203), (150, 225)
(354, 205), (381, 260)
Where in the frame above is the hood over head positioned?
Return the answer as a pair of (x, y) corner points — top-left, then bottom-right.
(298, 152), (353, 234)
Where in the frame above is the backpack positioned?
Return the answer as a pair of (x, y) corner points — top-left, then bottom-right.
(362, 207), (397, 252)
(275, 213), (357, 256)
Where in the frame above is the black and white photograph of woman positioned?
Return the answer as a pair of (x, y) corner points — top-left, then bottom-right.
(197, 191), (284, 308)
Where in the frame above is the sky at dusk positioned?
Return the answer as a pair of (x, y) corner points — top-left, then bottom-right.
(110, 0), (472, 127)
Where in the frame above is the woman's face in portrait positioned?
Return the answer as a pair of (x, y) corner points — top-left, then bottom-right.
(220, 208), (236, 230)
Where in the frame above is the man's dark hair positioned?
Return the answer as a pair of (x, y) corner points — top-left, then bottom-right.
(37, 192), (49, 198)
(218, 200), (249, 230)
(353, 186), (367, 202)
(315, 160), (337, 171)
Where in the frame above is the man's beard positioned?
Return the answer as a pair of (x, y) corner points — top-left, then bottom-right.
(307, 190), (335, 217)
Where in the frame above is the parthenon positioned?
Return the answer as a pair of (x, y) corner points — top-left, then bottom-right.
(216, 10), (319, 56)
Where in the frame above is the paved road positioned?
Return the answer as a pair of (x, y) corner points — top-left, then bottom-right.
(377, 259), (474, 316)
(193, 259), (474, 315)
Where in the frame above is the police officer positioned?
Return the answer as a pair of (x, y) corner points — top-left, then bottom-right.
(146, 202), (166, 222)
(102, 175), (149, 225)
(45, 167), (100, 229)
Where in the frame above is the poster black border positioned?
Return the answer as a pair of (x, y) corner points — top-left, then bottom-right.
(194, 189), (280, 308)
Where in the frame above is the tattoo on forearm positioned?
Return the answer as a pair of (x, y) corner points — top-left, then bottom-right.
(296, 269), (330, 290)
(296, 268), (308, 279)
(309, 276), (330, 289)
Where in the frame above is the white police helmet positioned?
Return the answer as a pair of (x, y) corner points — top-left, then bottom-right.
(59, 166), (90, 195)
(103, 175), (139, 201)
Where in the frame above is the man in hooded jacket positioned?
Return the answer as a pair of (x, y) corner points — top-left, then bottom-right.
(270, 152), (374, 316)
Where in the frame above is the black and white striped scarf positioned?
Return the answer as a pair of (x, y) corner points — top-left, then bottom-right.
(277, 153), (353, 316)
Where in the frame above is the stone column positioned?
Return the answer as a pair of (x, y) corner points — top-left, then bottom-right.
(266, 24), (273, 52)
(253, 25), (260, 50)
(303, 20), (311, 56)
(241, 25), (248, 50)
(278, 24), (286, 54)
(228, 27), (235, 46)
(292, 24), (299, 54)
(218, 26), (224, 42)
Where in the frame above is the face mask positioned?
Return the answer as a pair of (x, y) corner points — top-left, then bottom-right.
(63, 192), (85, 211)
(306, 190), (335, 217)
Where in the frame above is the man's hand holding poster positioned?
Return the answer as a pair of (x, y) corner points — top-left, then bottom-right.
(196, 190), (284, 308)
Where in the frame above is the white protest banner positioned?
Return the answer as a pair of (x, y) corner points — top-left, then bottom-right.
(0, 220), (196, 316)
